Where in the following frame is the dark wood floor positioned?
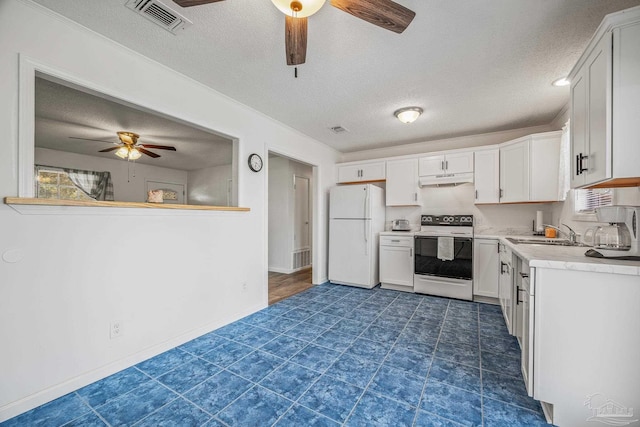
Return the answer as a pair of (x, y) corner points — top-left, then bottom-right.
(268, 267), (313, 305)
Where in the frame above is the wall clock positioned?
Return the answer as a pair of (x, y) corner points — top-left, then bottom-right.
(248, 153), (263, 172)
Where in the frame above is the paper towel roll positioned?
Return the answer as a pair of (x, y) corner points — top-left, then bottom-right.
(536, 211), (544, 232)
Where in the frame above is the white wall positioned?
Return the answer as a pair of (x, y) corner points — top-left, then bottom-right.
(0, 0), (339, 421)
(386, 184), (556, 234)
(553, 187), (640, 239)
(268, 155), (313, 273)
(36, 147), (188, 202)
(268, 156), (291, 271)
(187, 164), (232, 206)
(341, 124), (553, 162)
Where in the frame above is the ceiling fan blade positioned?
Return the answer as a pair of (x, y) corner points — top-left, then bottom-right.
(69, 136), (117, 144)
(172, 0), (224, 7)
(285, 15), (307, 66)
(330, 0), (415, 34)
(139, 144), (177, 151)
(137, 147), (161, 158)
(98, 147), (121, 153)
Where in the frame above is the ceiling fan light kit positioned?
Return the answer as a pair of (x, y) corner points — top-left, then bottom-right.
(174, 0), (415, 67)
(271, 0), (326, 17)
(394, 106), (423, 124)
(115, 146), (142, 160)
(70, 131), (177, 160)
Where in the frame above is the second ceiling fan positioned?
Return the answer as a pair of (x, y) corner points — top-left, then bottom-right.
(173, 0), (416, 65)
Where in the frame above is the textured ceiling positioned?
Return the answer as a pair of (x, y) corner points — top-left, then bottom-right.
(30, 0), (640, 153)
(35, 77), (233, 171)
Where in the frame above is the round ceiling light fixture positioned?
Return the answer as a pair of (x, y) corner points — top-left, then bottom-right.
(394, 107), (423, 124)
(271, 0), (326, 17)
(552, 77), (570, 87)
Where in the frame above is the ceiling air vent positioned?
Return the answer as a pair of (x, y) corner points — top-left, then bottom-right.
(126, 0), (192, 34)
(330, 126), (348, 134)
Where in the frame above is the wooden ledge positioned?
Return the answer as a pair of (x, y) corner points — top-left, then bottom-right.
(4, 197), (250, 212)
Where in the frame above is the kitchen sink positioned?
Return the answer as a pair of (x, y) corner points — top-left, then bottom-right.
(506, 237), (587, 247)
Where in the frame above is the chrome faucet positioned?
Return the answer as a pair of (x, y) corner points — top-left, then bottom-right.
(543, 223), (578, 244)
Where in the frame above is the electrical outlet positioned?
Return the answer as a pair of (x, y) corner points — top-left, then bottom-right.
(110, 321), (122, 339)
(242, 282), (248, 292)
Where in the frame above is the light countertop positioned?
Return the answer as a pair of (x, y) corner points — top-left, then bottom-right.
(380, 231), (640, 276)
(482, 234), (640, 276)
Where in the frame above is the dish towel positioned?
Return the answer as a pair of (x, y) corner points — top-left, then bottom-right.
(437, 237), (455, 261)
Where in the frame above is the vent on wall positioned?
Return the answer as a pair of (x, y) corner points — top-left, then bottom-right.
(126, 0), (192, 34)
(293, 248), (311, 271)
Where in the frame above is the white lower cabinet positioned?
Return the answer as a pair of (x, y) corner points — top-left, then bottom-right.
(379, 235), (414, 292)
(514, 255), (533, 396)
(533, 268), (640, 427)
(473, 239), (499, 298)
(498, 242), (514, 334)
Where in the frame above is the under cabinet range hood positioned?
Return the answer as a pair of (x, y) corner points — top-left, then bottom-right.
(419, 173), (474, 187)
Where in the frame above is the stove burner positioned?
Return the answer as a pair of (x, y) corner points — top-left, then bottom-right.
(421, 215), (473, 226)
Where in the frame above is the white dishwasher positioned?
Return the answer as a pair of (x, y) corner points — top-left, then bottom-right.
(379, 234), (414, 292)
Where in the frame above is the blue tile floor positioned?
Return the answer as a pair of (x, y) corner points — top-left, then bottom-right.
(1, 284), (550, 426)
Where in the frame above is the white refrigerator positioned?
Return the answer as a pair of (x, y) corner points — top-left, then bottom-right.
(328, 184), (385, 289)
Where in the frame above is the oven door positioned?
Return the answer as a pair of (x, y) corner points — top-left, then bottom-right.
(414, 236), (473, 280)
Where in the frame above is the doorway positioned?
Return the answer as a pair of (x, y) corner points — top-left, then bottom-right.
(267, 153), (313, 304)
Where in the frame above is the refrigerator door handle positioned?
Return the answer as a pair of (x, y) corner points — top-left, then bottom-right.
(364, 186), (370, 219)
(364, 219), (369, 256)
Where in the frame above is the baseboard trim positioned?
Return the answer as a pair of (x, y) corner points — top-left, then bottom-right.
(0, 302), (265, 423)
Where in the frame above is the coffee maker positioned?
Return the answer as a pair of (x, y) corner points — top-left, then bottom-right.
(585, 206), (640, 259)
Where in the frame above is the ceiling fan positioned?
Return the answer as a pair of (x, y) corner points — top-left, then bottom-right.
(172, 0), (416, 65)
(69, 131), (177, 160)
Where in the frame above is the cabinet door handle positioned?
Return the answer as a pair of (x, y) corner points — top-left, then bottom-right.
(499, 188), (504, 199)
(500, 261), (506, 274)
(519, 272), (529, 278)
(391, 240), (400, 243)
(409, 248), (413, 257)
(475, 190), (478, 200)
(441, 160), (445, 171)
(576, 154), (580, 176)
(445, 160), (448, 170)
(414, 192), (418, 202)
(516, 286), (525, 304)
(579, 154), (589, 174)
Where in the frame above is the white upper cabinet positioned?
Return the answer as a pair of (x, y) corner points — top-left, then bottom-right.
(530, 132), (562, 201)
(569, 9), (640, 188)
(337, 161), (386, 183)
(499, 132), (561, 203)
(418, 151), (473, 176)
(386, 158), (421, 206)
(500, 139), (530, 203)
(474, 148), (500, 204)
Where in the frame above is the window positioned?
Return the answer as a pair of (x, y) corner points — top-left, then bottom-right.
(574, 188), (613, 214)
(36, 168), (94, 201)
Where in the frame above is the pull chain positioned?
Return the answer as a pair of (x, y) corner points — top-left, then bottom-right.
(295, 67), (298, 78)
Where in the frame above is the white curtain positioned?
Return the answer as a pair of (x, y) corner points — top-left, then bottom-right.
(558, 120), (571, 201)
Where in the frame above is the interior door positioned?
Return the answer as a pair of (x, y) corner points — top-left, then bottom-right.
(294, 176), (310, 251)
